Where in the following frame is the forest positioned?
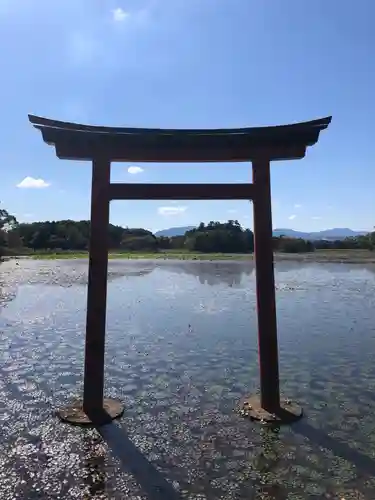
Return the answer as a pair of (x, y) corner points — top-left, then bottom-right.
(1, 206), (374, 257)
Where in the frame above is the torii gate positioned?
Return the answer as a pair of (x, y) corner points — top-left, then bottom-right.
(29, 114), (331, 426)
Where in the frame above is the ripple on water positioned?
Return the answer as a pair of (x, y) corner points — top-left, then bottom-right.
(0, 258), (375, 498)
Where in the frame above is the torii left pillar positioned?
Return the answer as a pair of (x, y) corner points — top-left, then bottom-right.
(57, 157), (124, 425)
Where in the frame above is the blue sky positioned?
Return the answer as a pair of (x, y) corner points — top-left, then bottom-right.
(0, 0), (373, 232)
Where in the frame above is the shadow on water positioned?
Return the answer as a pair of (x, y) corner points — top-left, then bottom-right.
(95, 417), (371, 500)
(293, 419), (375, 479)
(81, 432), (107, 496)
(90, 409), (184, 500)
(245, 426), (289, 499)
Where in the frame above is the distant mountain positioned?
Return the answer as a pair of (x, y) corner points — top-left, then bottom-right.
(155, 226), (196, 237)
(155, 226), (368, 240)
(313, 228), (368, 239)
(273, 228), (368, 240)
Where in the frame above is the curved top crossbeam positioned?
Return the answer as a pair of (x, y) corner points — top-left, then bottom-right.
(28, 114), (332, 163)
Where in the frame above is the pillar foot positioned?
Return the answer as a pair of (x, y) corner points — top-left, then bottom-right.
(56, 397), (124, 426)
(237, 395), (303, 425)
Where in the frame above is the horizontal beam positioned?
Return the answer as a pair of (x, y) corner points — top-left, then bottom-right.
(109, 183), (255, 200)
(55, 143), (307, 162)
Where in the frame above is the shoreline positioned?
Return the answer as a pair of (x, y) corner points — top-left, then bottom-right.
(3, 249), (375, 264)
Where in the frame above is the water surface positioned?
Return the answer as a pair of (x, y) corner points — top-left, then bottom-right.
(1, 259), (375, 499)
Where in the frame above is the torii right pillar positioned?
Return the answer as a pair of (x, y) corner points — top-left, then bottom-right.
(240, 159), (303, 424)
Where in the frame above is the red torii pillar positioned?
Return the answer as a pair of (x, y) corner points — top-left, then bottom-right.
(28, 114), (331, 425)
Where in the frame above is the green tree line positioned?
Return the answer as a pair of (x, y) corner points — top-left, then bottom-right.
(1, 205), (374, 257)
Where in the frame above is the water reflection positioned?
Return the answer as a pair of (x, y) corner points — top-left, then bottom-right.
(1, 259), (375, 497)
(47, 261), (157, 288)
(157, 261), (254, 287)
(0, 259), (157, 288)
(275, 260), (375, 275)
(3, 258), (374, 293)
(155, 260), (375, 289)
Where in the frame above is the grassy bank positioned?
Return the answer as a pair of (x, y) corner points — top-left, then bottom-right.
(28, 250), (249, 261)
(6, 248), (375, 263)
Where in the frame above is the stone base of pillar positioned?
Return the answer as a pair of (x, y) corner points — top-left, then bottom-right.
(56, 398), (124, 426)
(237, 395), (303, 425)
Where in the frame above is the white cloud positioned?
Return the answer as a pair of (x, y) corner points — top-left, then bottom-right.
(288, 214), (297, 220)
(158, 206), (187, 216)
(312, 216), (322, 220)
(65, 4), (153, 70)
(294, 204), (302, 209)
(16, 177), (50, 189)
(112, 7), (130, 22)
(127, 166), (144, 175)
(228, 209), (238, 214)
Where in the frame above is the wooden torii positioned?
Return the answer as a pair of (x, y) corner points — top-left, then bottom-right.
(29, 114), (331, 425)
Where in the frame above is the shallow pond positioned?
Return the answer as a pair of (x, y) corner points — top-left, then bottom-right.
(1, 259), (375, 499)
